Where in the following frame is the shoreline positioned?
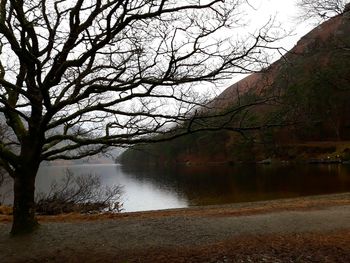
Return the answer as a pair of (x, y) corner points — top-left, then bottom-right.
(119, 140), (350, 167)
(2, 192), (350, 223)
(119, 159), (350, 167)
(1, 192), (350, 262)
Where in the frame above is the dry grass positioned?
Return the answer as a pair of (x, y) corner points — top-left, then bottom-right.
(0, 205), (12, 215)
(1, 193), (350, 223)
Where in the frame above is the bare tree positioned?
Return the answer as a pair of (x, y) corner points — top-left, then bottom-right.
(0, 0), (280, 234)
(296, 0), (350, 22)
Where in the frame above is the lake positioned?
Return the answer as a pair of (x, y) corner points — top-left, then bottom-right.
(2, 163), (350, 212)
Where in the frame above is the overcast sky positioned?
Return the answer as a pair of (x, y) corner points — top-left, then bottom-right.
(249, 0), (314, 50)
(218, 0), (316, 87)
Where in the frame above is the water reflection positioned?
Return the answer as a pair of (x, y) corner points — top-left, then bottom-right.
(36, 164), (188, 212)
(120, 164), (350, 207)
(1, 164), (350, 212)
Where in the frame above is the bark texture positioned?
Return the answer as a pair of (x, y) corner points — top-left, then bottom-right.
(11, 172), (38, 234)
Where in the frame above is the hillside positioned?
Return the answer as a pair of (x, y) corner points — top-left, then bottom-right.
(118, 10), (350, 166)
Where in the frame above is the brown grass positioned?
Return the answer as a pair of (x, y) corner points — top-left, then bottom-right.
(1, 193), (350, 223)
(0, 205), (12, 215)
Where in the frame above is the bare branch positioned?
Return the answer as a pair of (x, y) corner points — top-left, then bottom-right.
(296, 0), (349, 23)
(0, 0), (282, 170)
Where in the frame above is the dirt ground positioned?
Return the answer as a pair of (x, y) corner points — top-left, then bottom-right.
(1, 193), (350, 263)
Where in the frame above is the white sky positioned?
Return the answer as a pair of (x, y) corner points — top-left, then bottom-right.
(250, 0), (314, 48)
(220, 0), (315, 87)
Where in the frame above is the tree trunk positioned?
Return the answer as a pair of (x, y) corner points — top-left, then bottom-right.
(11, 167), (39, 235)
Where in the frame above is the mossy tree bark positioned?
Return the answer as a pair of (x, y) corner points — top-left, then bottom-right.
(11, 169), (38, 235)
(10, 136), (42, 235)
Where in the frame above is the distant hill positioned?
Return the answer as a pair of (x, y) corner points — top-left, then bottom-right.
(118, 9), (350, 166)
(0, 113), (122, 166)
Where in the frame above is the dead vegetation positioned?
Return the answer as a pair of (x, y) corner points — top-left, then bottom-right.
(35, 169), (123, 215)
(0, 167), (11, 206)
(0, 169), (123, 216)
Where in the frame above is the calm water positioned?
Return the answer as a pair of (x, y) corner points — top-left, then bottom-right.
(2, 164), (350, 212)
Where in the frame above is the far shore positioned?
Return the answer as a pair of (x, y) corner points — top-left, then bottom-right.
(119, 158), (350, 167)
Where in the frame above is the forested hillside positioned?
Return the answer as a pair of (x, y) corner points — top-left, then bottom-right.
(119, 10), (350, 166)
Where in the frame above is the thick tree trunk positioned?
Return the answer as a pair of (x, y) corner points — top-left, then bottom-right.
(11, 167), (39, 235)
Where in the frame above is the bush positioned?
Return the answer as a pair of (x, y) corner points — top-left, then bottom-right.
(35, 169), (123, 215)
(0, 167), (11, 206)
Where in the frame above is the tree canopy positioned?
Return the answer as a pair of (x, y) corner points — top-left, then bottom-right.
(0, 0), (279, 234)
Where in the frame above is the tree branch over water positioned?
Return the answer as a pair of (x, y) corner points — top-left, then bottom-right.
(0, 0), (283, 234)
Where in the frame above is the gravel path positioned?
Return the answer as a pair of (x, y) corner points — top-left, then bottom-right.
(1, 195), (350, 262)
